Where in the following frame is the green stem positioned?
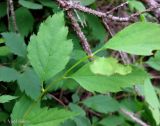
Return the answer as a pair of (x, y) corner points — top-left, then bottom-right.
(21, 55), (91, 124)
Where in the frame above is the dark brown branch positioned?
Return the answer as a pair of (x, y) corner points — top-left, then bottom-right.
(67, 10), (93, 59)
(56, 0), (93, 60)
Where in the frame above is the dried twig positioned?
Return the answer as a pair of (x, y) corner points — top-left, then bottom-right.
(8, 0), (18, 32)
(107, 1), (129, 14)
(141, 0), (160, 21)
(56, 0), (93, 60)
(49, 94), (66, 107)
(67, 11), (93, 59)
(120, 108), (150, 126)
(57, 0), (160, 22)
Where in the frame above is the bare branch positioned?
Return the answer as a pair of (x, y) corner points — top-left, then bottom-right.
(107, 1), (129, 14)
(120, 108), (150, 126)
(67, 10), (93, 59)
(8, 0), (18, 32)
(57, 0), (160, 22)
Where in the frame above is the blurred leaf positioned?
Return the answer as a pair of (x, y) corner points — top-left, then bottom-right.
(102, 22), (160, 55)
(0, 112), (9, 122)
(0, 66), (19, 82)
(0, 95), (17, 103)
(82, 95), (120, 113)
(71, 62), (148, 93)
(2, 32), (27, 57)
(0, 46), (11, 56)
(19, 0), (43, 9)
(74, 116), (91, 126)
(79, 0), (96, 6)
(28, 12), (73, 81)
(69, 103), (86, 116)
(99, 115), (125, 126)
(17, 68), (41, 100)
(128, 0), (146, 12)
(146, 51), (160, 71)
(86, 14), (106, 43)
(12, 95), (76, 126)
(12, 7), (34, 36)
(0, 2), (7, 18)
(90, 57), (132, 76)
(144, 79), (160, 125)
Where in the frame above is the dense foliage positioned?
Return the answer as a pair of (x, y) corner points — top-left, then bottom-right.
(0, 0), (160, 126)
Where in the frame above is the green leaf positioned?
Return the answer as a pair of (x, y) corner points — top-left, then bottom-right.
(99, 115), (125, 126)
(128, 0), (146, 12)
(146, 51), (160, 71)
(74, 116), (91, 126)
(19, 0), (43, 9)
(0, 112), (9, 122)
(144, 79), (160, 125)
(0, 2), (7, 18)
(82, 95), (120, 113)
(0, 66), (19, 82)
(69, 103), (86, 116)
(70, 62), (148, 93)
(80, 0), (96, 6)
(0, 46), (11, 56)
(12, 7), (34, 36)
(12, 95), (75, 126)
(28, 12), (73, 81)
(25, 108), (75, 126)
(90, 57), (132, 76)
(0, 95), (17, 103)
(102, 22), (160, 55)
(86, 14), (106, 43)
(2, 32), (27, 57)
(17, 68), (41, 100)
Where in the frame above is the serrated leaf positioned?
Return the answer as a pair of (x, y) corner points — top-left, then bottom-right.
(25, 107), (75, 126)
(70, 63), (148, 93)
(102, 22), (160, 55)
(19, 0), (43, 9)
(11, 7), (34, 36)
(2, 32), (27, 57)
(0, 66), (19, 82)
(144, 79), (160, 125)
(0, 95), (17, 103)
(90, 57), (132, 76)
(11, 96), (76, 126)
(17, 68), (41, 100)
(28, 12), (73, 81)
(146, 51), (160, 71)
(82, 95), (120, 113)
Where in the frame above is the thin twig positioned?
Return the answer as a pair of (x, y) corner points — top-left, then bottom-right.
(67, 10), (93, 60)
(102, 18), (131, 64)
(49, 94), (66, 107)
(120, 108), (150, 126)
(56, 0), (93, 60)
(107, 1), (129, 14)
(8, 0), (18, 32)
(58, 0), (160, 22)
